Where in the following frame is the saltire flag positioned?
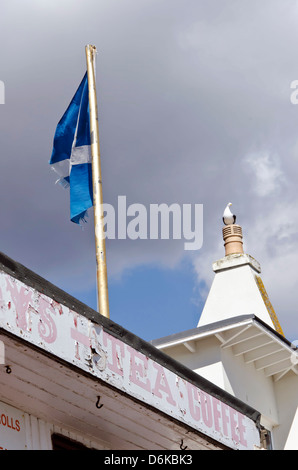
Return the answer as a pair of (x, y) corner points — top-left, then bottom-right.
(49, 73), (93, 224)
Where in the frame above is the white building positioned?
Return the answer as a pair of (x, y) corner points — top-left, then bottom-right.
(152, 215), (298, 450)
(0, 250), (262, 451)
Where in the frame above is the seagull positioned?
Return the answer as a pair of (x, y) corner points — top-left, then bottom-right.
(223, 202), (236, 225)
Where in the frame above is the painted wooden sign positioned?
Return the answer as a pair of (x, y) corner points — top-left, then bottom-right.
(0, 271), (260, 450)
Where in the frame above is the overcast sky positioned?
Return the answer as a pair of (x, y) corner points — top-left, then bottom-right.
(1, 0), (298, 342)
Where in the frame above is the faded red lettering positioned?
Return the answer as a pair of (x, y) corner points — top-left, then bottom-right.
(38, 296), (57, 343)
(238, 413), (248, 447)
(212, 397), (221, 432)
(6, 277), (32, 330)
(129, 347), (150, 392)
(186, 383), (200, 421)
(221, 402), (230, 437)
(200, 392), (213, 428)
(71, 327), (90, 360)
(152, 363), (176, 406)
(229, 408), (239, 443)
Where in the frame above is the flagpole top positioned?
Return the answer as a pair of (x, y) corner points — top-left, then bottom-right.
(86, 44), (97, 53)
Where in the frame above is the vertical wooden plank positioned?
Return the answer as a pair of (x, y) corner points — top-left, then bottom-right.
(29, 415), (40, 450)
(24, 413), (33, 450)
(38, 419), (53, 450)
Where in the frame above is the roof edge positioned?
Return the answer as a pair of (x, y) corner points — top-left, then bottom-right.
(151, 314), (293, 350)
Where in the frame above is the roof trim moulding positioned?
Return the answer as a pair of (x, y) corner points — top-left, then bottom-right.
(151, 314), (294, 351)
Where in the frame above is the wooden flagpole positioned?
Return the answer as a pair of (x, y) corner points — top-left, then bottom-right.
(85, 44), (110, 319)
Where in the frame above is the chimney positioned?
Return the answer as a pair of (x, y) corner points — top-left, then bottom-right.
(222, 224), (244, 256)
(198, 203), (284, 335)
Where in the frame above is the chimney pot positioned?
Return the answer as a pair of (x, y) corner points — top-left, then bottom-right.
(223, 224), (244, 256)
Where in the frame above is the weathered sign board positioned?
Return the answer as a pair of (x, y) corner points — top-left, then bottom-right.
(0, 269), (261, 450)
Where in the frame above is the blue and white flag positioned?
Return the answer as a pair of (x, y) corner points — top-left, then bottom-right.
(50, 73), (93, 224)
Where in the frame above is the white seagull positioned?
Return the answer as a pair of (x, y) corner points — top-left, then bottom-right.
(223, 202), (236, 225)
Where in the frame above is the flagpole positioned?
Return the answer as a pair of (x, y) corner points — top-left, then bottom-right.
(85, 44), (110, 319)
